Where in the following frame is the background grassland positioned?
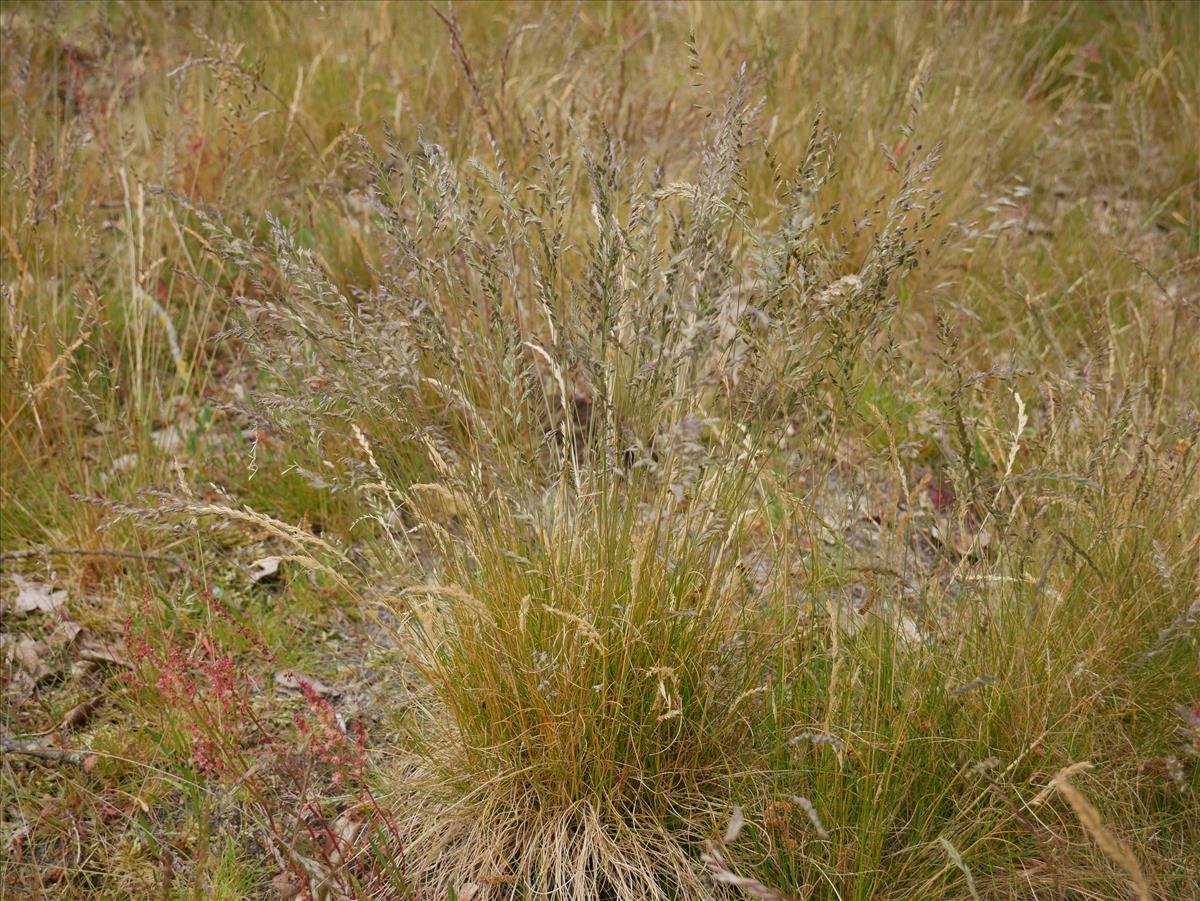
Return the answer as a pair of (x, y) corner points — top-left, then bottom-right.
(2, 2), (1198, 899)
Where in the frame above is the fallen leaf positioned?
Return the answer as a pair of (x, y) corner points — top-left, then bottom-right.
(47, 621), (82, 649)
(325, 814), (362, 868)
(275, 669), (340, 698)
(70, 660), (98, 679)
(249, 556), (282, 584)
(271, 873), (303, 900)
(10, 574), (67, 615)
(12, 637), (53, 683)
(75, 631), (131, 668)
(7, 670), (38, 702)
(2, 634), (55, 697)
(61, 698), (100, 730)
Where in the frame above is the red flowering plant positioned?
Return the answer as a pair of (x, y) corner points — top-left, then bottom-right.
(124, 583), (410, 899)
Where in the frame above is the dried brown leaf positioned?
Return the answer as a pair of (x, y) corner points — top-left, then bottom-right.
(12, 637), (53, 683)
(10, 574), (67, 615)
(47, 620), (82, 648)
(275, 669), (340, 698)
(271, 872), (304, 900)
(60, 698), (100, 731)
(75, 631), (131, 667)
(249, 556), (282, 584)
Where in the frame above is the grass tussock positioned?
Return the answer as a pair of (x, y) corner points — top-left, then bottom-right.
(2, 2), (1198, 899)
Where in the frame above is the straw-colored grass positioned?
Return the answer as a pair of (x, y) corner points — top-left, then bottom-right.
(2, 2), (1197, 898)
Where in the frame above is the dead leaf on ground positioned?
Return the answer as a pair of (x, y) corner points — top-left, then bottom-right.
(11, 637), (53, 683)
(2, 634), (56, 701)
(271, 873), (304, 900)
(932, 517), (994, 558)
(249, 556), (282, 584)
(324, 814), (362, 867)
(75, 631), (131, 668)
(274, 669), (340, 698)
(60, 698), (100, 730)
(6, 670), (37, 702)
(9, 574), (68, 615)
(47, 620), (82, 649)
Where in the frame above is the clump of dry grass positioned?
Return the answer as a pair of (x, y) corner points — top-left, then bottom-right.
(385, 472), (795, 898)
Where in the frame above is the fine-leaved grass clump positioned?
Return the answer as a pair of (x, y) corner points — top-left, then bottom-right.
(390, 468), (795, 898)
